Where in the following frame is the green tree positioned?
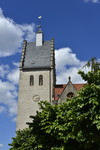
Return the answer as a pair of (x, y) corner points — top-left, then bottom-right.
(9, 128), (38, 150)
(82, 57), (100, 72)
(70, 70), (100, 149)
(9, 69), (100, 150)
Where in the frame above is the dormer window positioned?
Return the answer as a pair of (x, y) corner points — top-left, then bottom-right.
(39, 75), (43, 86)
(30, 75), (34, 86)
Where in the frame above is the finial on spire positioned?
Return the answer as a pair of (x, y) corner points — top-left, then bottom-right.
(68, 76), (71, 81)
(38, 16), (42, 29)
(36, 16), (43, 46)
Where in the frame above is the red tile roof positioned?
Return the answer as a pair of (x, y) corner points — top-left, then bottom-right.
(74, 84), (85, 91)
(54, 84), (85, 100)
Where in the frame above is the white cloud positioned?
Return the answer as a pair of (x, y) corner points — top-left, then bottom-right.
(55, 47), (80, 73)
(55, 47), (87, 84)
(13, 62), (19, 67)
(0, 80), (17, 115)
(7, 67), (19, 85)
(84, 0), (100, 3)
(0, 144), (3, 147)
(0, 8), (35, 57)
(0, 65), (9, 78)
(0, 63), (19, 120)
(0, 106), (6, 113)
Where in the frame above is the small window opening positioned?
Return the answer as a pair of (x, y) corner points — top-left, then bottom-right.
(67, 92), (74, 98)
(30, 75), (34, 86)
(39, 75), (43, 86)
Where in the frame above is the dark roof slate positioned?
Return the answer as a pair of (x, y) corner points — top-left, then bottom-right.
(23, 40), (51, 69)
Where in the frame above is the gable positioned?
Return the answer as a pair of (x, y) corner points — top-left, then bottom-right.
(59, 81), (77, 103)
(54, 83), (85, 102)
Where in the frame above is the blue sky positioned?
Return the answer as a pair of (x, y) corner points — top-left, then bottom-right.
(0, 0), (100, 149)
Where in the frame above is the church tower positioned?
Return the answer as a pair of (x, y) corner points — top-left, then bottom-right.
(17, 26), (56, 130)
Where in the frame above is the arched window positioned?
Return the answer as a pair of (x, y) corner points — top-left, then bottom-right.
(67, 92), (74, 98)
(30, 75), (34, 86)
(39, 75), (43, 86)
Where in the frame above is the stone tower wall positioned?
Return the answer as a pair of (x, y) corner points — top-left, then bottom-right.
(17, 69), (51, 130)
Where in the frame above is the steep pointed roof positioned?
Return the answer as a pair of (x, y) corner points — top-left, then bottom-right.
(20, 38), (55, 69)
(23, 40), (51, 69)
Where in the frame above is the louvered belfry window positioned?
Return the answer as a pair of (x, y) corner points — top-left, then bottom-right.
(39, 75), (43, 86)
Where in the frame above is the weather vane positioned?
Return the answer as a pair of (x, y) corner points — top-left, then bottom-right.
(38, 16), (42, 28)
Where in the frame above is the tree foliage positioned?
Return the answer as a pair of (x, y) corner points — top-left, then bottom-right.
(9, 69), (100, 150)
(82, 57), (100, 72)
(9, 128), (37, 150)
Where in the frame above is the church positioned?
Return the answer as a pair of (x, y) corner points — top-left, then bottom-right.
(17, 26), (84, 130)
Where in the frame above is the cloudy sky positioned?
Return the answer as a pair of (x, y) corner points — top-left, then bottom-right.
(0, 0), (100, 149)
